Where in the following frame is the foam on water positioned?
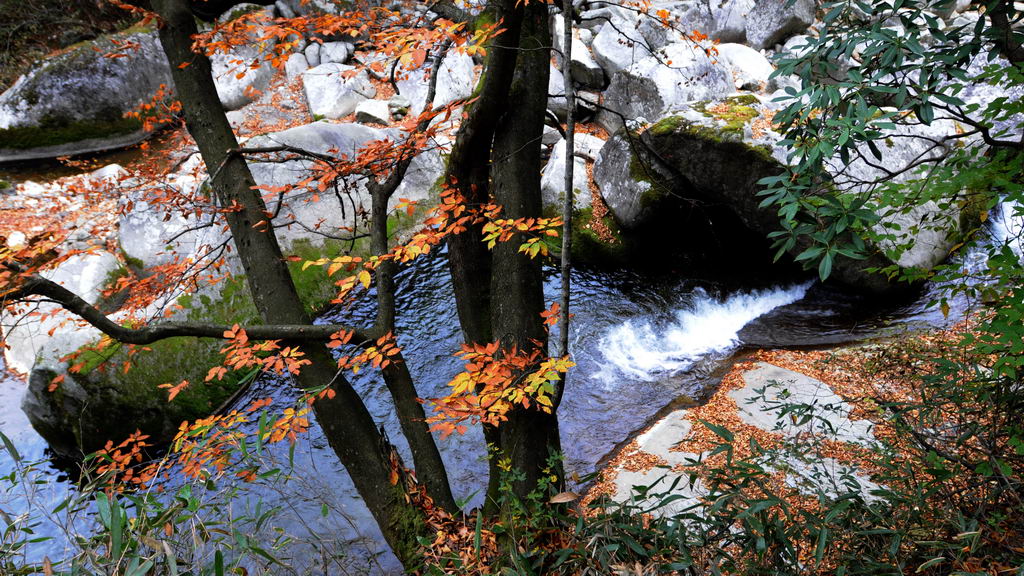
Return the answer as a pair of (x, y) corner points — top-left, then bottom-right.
(597, 282), (812, 382)
(992, 201), (1024, 259)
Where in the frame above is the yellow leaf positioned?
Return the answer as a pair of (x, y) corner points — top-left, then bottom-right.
(358, 270), (371, 289)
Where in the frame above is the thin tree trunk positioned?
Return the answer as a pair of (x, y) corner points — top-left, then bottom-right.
(151, 0), (427, 566)
(555, 0), (576, 410)
(371, 188), (456, 513)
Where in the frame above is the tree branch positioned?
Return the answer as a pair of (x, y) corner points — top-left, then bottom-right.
(427, 0), (469, 24)
(4, 262), (377, 346)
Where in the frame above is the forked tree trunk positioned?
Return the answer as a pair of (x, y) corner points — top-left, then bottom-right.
(443, 0), (563, 509)
(441, 0), (526, 512)
(487, 0), (563, 497)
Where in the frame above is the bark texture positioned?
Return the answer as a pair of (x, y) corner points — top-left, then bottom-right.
(488, 0), (563, 497)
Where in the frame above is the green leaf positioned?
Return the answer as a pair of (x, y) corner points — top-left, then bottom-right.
(0, 431), (20, 463)
(815, 527), (829, 562)
(916, 557), (945, 572)
(701, 420), (734, 443)
(818, 252), (833, 280)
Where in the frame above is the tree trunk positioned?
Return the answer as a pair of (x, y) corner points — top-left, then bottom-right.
(371, 188), (456, 513)
(488, 0), (563, 498)
(441, 0), (526, 512)
(151, 0), (428, 567)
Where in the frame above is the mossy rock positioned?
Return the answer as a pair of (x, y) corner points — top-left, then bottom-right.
(640, 102), (916, 295)
(25, 352), (243, 460)
(570, 207), (632, 266)
(0, 114), (142, 151)
(0, 29), (171, 160)
(25, 275), (262, 459)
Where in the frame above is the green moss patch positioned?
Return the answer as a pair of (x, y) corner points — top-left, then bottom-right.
(648, 115), (686, 137)
(693, 96), (761, 135)
(571, 207), (630, 266)
(0, 115), (142, 150)
(288, 237), (354, 315)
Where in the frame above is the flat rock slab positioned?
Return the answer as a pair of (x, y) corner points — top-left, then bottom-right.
(731, 362), (877, 446)
(606, 361), (881, 515)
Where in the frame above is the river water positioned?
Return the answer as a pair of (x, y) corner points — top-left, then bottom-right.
(1, 142), (1008, 573)
(0, 245), (972, 573)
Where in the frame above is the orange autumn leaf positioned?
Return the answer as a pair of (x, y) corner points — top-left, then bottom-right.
(159, 380), (190, 401)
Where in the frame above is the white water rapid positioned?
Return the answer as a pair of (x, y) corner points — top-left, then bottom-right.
(596, 282), (813, 383)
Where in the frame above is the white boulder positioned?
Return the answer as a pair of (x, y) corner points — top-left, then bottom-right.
(302, 63), (376, 119)
(715, 43), (775, 90)
(592, 16), (648, 77)
(285, 52), (309, 79)
(319, 41), (351, 64)
(598, 42), (734, 132)
(540, 133), (607, 211)
(355, 99), (392, 124)
(2, 251), (119, 375)
(396, 51), (476, 116)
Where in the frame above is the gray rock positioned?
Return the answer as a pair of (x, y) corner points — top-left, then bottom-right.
(542, 124), (562, 146)
(210, 7), (278, 110)
(578, 28), (594, 46)
(285, 52), (310, 79)
(633, 97), (967, 291)
(118, 157), (226, 269)
(594, 131), (675, 229)
(319, 41), (350, 64)
(548, 63), (568, 118)
(2, 250), (118, 375)
(745, 0), (816, 50)
(275, 0), (296, 18)
(731, 363), (876, 445)
(388, 94), (412, 116)
(245, 122), (387, 247)
(553, 15), (606, 89)
(607, 362), (882, 514)
(591, 16), (648, 77)
(549, 65), (603, 121)
(217, 3), (265, 22)
(571, 44), (607, 90)
(211, 48), (276, 111)
(396, 51), (476, 116)
(355, 99), (391, 124)
(578, 3), (635, 32)
(636, 2), (697, 49)
(243, 121), (443, 248)
(540, 133), (606, 211)
(302, 63), (376, 119)
(709, 0), (756, 42)
(22, 348), (241, 460)
(392, 144), (446, 206)
(597, 42), (734, 133)
(0, 31), (171, 161)
(577, 90), (601, 117)
(827, 118), (963, 271)
(304, 42), (322, 67)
